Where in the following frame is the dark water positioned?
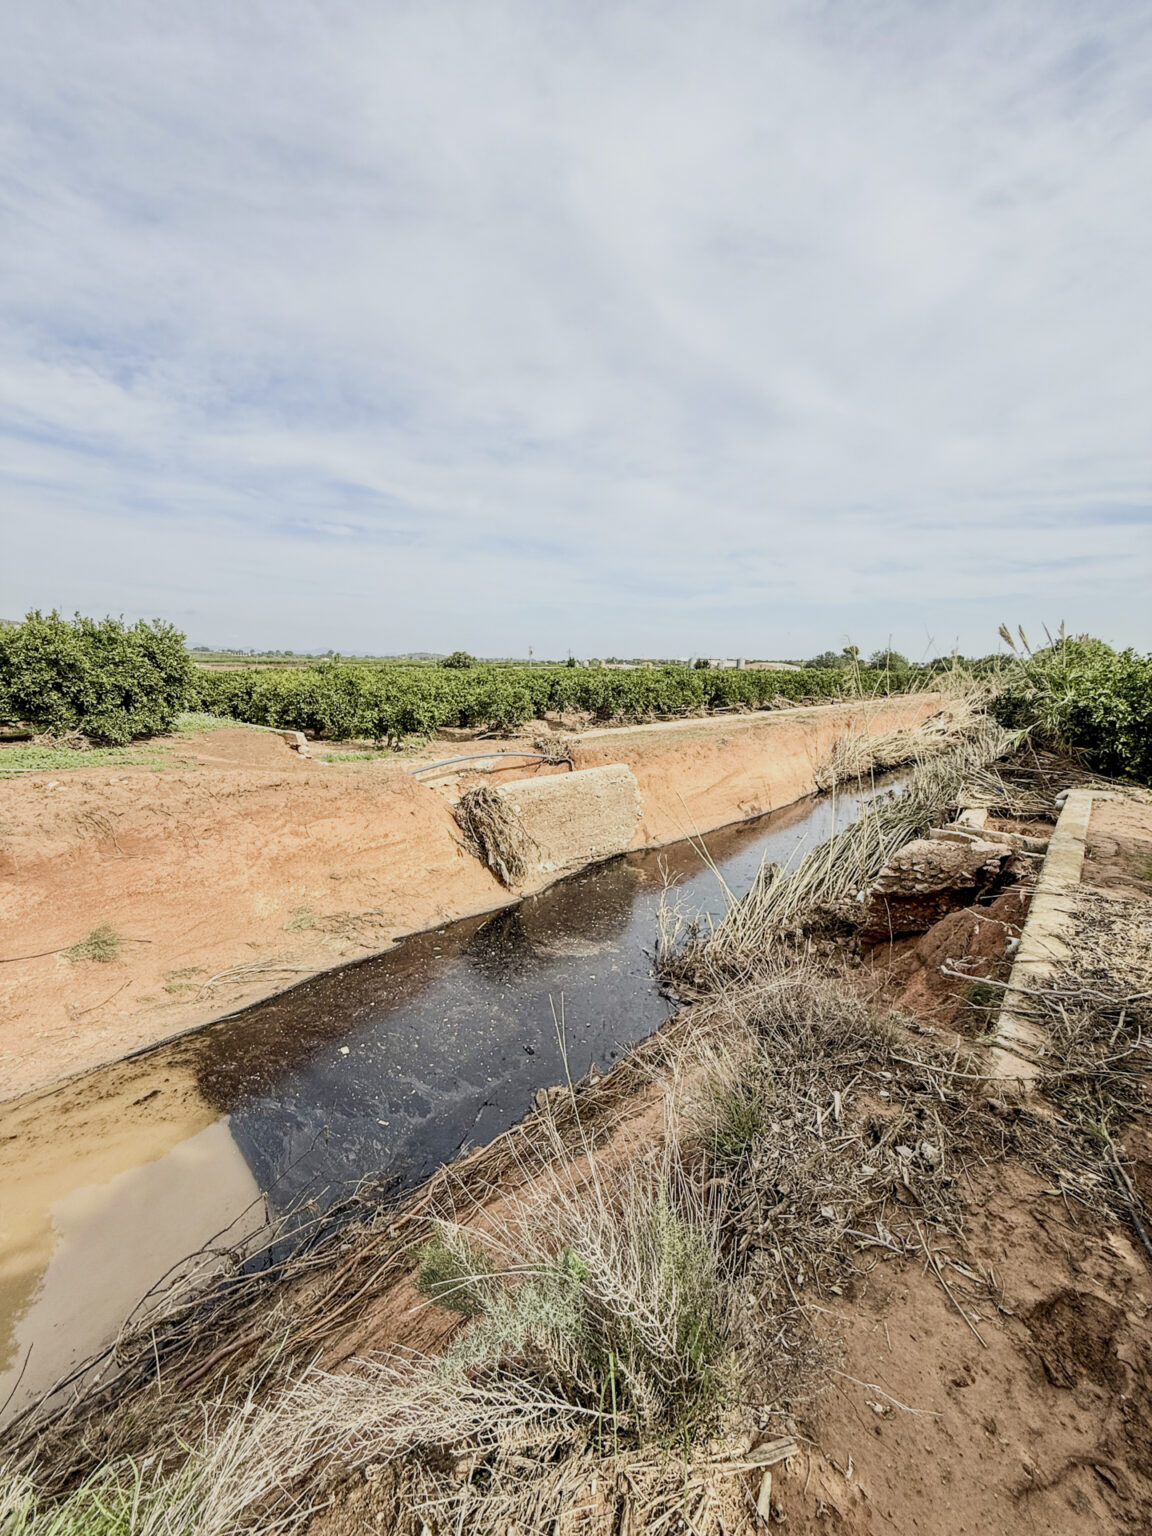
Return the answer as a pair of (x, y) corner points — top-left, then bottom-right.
(182, 782), (883, 1221)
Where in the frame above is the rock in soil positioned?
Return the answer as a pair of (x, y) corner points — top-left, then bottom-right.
(860, 837), (1018, 941)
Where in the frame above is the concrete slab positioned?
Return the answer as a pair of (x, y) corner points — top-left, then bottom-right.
(990, 788), (1096, 1080)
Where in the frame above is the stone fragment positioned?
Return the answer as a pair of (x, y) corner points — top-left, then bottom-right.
(860, 837), (1015, 940)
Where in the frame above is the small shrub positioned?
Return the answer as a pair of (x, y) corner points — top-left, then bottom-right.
(416, 1229), (501, 1317)
(440, 650), (476, 670)
(707, 1075), (774, 1163)
(415, 1161), (736, 1443)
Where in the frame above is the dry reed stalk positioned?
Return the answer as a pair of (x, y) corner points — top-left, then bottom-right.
(813, 696), (981, 791)
(959, 749), (1141, 818)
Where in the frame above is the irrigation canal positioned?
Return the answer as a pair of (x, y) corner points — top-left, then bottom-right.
(0, 778), (894, 1423)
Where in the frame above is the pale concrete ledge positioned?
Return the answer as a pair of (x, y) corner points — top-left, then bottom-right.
(990, 787), (1096, 1081)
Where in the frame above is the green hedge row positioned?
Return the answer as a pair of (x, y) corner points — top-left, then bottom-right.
(0, 612), (194, 745)
(192, 662), (903, 741)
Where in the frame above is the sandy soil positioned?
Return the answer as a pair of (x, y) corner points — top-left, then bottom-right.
(788, 800), (1152, 1534)
(0, 695), (938, 1100)
(785, 1157), (1152, 1535)
(1085, 798), (1152, 900)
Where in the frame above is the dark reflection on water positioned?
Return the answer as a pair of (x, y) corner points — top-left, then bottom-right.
(176, 783), (885, 1220)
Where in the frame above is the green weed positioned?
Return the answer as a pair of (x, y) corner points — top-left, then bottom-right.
(166, 712), (235, 735)
(963, 979), (1003, 1033)
(65, 924), (124, 964)
(0, 745), (178, 777)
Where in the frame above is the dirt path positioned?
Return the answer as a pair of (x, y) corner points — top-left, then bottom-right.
(0, 695), (938, 1100)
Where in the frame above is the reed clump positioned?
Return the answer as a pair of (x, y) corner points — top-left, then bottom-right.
(662, 716), (1018, 989)
(813, 694), (983, 791)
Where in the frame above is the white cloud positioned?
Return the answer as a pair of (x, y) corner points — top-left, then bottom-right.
(0, 0), (1149, 656)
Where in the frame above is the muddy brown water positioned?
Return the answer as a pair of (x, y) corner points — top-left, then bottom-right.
(0, 781), (893, 1423)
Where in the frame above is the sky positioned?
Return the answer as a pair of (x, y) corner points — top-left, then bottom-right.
(1, 0), (1150, 660)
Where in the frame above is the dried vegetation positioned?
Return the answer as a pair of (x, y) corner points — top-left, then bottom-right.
(661, 712), (1019, 989)
(454, 785), (539, 886)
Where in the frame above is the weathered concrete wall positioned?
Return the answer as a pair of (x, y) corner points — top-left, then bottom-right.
(567, 694), (945, 848)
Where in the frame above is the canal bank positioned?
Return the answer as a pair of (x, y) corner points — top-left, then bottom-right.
(0, 693), (940, 1099)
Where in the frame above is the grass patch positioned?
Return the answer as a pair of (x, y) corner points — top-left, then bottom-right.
(64, 924), (124, 964)
(321, 749), (394, 762)
(167, 711), (236, 735)
(0, 744), (180, 777)
(281, 907), (390, 943)
(962, 978), (1003, 1033)
(163, 966), (206, 995)
(320, 738), (428, 763)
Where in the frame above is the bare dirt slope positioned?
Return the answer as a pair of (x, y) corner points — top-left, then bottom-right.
(0, 696), (938, 1099)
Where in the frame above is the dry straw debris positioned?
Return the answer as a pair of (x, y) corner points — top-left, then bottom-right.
(813, 695), (983, 791)
(454, 784), (538, 885)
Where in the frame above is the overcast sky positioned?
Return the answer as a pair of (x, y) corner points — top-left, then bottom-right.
(1, 0), (1149, 658)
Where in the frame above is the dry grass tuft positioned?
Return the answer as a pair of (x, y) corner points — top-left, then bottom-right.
(413, 1138), (741, 1446)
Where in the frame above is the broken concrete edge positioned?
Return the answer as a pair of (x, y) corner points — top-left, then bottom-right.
(929, 824), (1049, 855)
(989, 787), (1099, 1082)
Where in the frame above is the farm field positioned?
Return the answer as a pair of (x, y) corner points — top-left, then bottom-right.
(191, 659), (908, 742)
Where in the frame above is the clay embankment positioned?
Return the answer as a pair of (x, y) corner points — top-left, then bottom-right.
(0, 694), (938, 1098)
